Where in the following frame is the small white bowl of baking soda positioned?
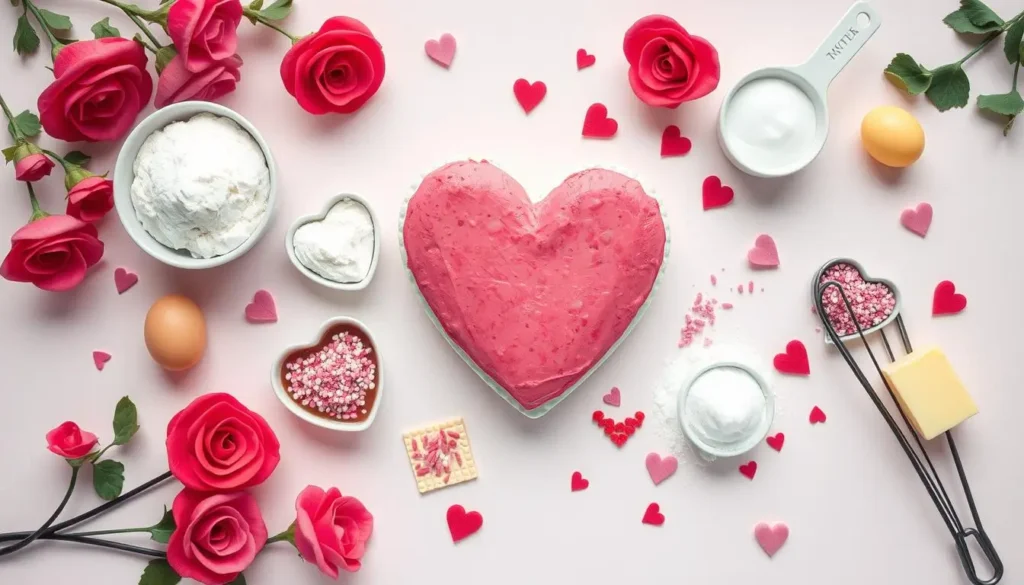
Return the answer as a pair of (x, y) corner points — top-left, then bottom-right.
(113, 101), (277, 269)
(285, 194), (381, 291)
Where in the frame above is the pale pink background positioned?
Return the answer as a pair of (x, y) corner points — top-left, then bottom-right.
(1, 0), (1022, 583)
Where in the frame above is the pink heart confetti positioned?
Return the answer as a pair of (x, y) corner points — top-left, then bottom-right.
(92, 351), (111, 371)
(245, 290), (278, 324)
(747, 235), (780, 268)
(114, 267), (138, 294)
(809, 406), (827, 424)
(900, 202), (933, 237)
(602, 386), (621, 407)
(576, 48), (596, 70)
(645, 453), (678, 486)
(754, 522), (789, 557)
(425, 33), (456, 68)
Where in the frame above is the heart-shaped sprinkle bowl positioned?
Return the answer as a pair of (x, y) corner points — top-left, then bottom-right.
(811, 258), (902, 345)
(285, 194), (381, 291)
(271, 317), (382, 431)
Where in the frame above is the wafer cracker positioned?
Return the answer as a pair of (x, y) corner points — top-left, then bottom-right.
(403, 418), (478, 494)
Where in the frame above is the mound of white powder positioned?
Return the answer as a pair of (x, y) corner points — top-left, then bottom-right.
(131, 113), (270, 259)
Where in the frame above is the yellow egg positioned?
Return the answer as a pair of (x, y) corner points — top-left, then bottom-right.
(861, 106), (925, 168)
(144, 294), (207, 371)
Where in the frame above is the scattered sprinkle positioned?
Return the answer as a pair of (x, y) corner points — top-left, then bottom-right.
(748, 281), (754, 294)
(721, 303), (734, 310)
(679, 292), (719, 347)
(710, 274), (717, 286)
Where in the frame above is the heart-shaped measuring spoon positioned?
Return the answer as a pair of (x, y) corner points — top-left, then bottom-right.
(718, 1), (881, 177)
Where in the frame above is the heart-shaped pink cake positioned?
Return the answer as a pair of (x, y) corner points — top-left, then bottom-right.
(401, 161), (668, 415)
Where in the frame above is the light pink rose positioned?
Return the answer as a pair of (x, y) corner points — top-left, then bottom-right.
(167, 0), (243, 72)
(66, 176), (114, 223)
(293, 485), (373, 578)
(0, 215), (104, 291)
(156, 54), (242, 108)
(45, 421), (98, 459)
(14, 147), (54, 182)
(166, 489), (267, 585)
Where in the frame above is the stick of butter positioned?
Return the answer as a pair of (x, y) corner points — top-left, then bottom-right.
(881, 346), (978, 440)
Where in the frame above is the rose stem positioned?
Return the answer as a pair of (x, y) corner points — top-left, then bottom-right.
(242, 8), (299, 43)
(21, 0), (63, 62)
(957, 10), (1024, 66)
(0, 467), (79, 557)
(96, 0), (163, 48)
(26, 183), (48, 221)
(0, 470), (173, 544)
(0, 93), (25, 141)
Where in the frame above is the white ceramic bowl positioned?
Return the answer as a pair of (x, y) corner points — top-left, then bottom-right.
(285, 194), (380, 291)
(271, 317), (383, 432)
(113, 101), (277, 269)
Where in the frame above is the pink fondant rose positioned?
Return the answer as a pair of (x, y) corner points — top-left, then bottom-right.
(167, 489), (267, 585)
(156, 53), (243, 108)
(13, 144), (54, 182)
(622, 15), (720, 108)
(166, 393), (280, 492)
(45, 421), (99, 459)
(37, 38), (153, 142)
(293, 485), (373, 578)
(280, 17), (385, 115)
(0, 215), (104, 291)
(167, 0), (243, 72)
(66, 174), (114, 223)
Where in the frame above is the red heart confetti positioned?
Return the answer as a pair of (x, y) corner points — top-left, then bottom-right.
(614, 422), (625, 433)
(634, 411), (645, 425)
(592, 410), (605, 423)
(600, 418), (614, 431)
(624, 425), (635, 437)
(773, 340), (810, 376)
(624, 417), (639, 428)
(582, 103), (617, 138)
(593, 410), (644, 447)
(701, 176), (734, 210)
(932, 280), (967, 316)
(114, 267), (139, 294)
(513, 79), (546, 114)
(245, 290), (278, 324)
(571, 471), (589, 492)
(611, 433), (627, 447)
(447, 505), (483, 543)
(603, 424), (614, 436)
(92, 351), (111, 371)
(809, 406), (827, 424)
(576, 48), (596, 70)
(642, 503), (665, 526)
(766, 433), (785, 452)
(661, 125), (692, 157)
(739, 461), (758, 480)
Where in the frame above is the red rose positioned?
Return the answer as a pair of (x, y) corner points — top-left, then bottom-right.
(66, 175), (114, 223)
(167, 0), (243, 73)
(13, 144), (54, 182)
(45, 421), (99, 459)
(166, 489), (267, 585)
(156, 54), (242, 108)
(0, 215), (104, 291)
(293, 485), (373, 578)
(622, 15), (720, 108)
(280, 17), (385, 115)
(166, 393), (280, 492)
(37, 38), (154, 142)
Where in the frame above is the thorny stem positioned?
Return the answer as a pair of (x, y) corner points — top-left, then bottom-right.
(0, 93), (23, 141)
(243, 8), (299, 42)
(22, 0), (62, 61)
(0, 467), (79, 557)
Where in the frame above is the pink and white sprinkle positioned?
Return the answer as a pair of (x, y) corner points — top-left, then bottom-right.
(679, 292), (720, 348)
(818, 263), (897, 337)
(283, 331), (376, 420)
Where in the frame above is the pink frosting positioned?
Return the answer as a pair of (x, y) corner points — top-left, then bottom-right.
(403, 161), (666, 411)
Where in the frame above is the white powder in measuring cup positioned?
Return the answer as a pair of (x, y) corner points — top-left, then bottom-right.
(292, 198), (375, 283)
(131, 113), (270, 259)
(723, 78), (818, 170)
(684, 366), (766, 448)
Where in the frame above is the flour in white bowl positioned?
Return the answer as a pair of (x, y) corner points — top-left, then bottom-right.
(131, 113), (270, 259)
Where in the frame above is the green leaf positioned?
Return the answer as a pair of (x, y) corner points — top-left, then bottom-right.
(92, 459), (125, 500)
(943, 0), (1004, 34)
(2, 145), (18, 163)
(7, 110), (41, 138)
(13, 13), (39, 55)
(139, 559), (181, 585)
(112, 396), (140, 446)
(37, 8), (72, 31)
(884, 53), (933, 95)
(1004, 19), (1024, 64)
(149, 507), (176, 544)
(63, 150), (91, 166)
(90, 17), (120, 39)
(258, 0), (292, 21)
(227, 575), (247, 585)
(1005, 116), (1017, 136)
(248, 0), (264, 10)
(925, 64), (971, 111)
(978, 90), (1024, 115)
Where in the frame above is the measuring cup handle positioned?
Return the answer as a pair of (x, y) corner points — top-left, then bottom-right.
(796, 1), (882, 94)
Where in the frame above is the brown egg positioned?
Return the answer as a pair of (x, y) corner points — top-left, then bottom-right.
(144, 294), (207, 371)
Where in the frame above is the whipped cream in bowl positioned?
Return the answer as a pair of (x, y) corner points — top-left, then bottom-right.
(285, 194), (380, 291)
(113, 101), (276, 269)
